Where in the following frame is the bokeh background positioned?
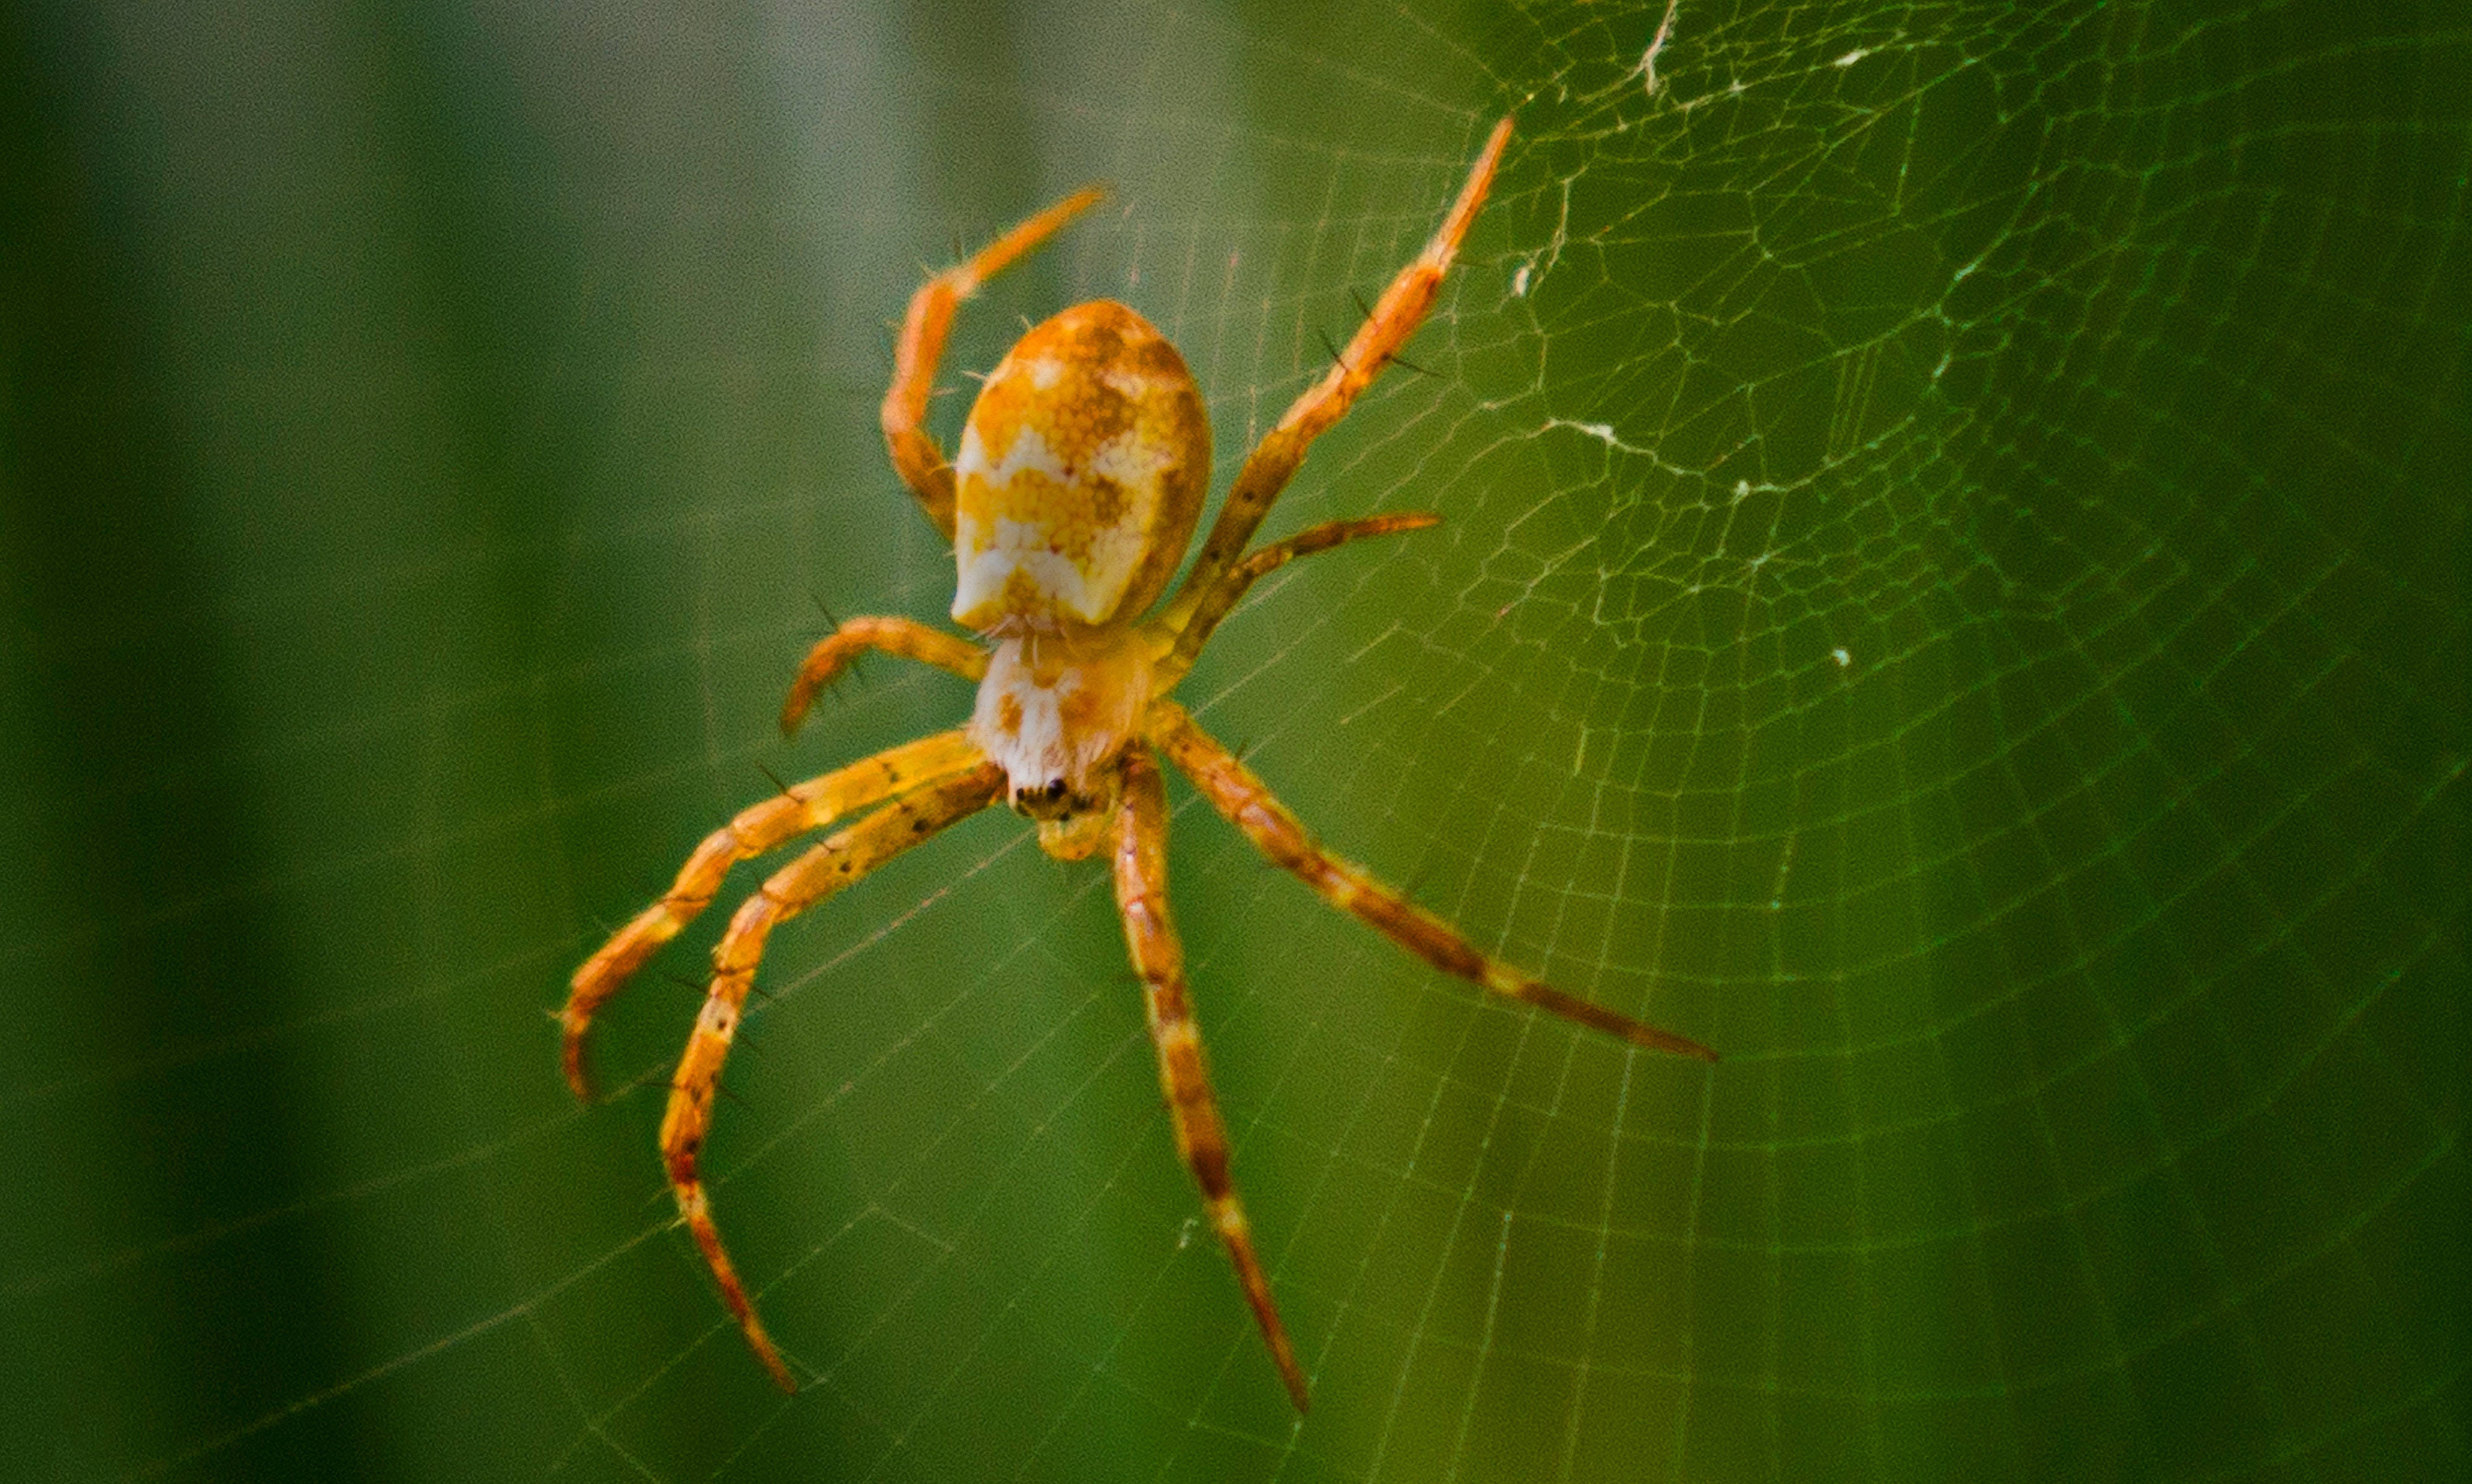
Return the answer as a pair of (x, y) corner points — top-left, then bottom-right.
(2, 1), (2463, 1480)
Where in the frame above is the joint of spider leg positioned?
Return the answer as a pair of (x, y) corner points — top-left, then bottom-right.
(667, 1124), (705, 1169)
(1242, 809), (1314, 872)
(640, 1071), (747, 1113)
(667, 1074), (750, 1114)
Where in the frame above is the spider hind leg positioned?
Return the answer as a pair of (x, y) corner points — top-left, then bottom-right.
(1113, 749), (1311, 1410)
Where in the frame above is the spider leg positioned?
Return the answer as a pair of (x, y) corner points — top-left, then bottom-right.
(1167, 117), (1511, 626)
(1158, 511), (1441, 680)
(1148, 701), (1718, 1062)
(662, 761), (1005, 1391)
(883, 187), (1106, 539)
(1112, 748), (1311, 1411)
(562, 730), (990, 1100)
(779, 615), (989, 735)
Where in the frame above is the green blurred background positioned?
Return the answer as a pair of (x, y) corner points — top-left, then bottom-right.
(2, 1), (2463, 1480)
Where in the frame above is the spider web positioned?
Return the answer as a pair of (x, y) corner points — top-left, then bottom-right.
(2, 0), (2463, 1480)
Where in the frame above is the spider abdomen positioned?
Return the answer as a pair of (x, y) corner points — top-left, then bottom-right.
(950, 301), (1209, 631)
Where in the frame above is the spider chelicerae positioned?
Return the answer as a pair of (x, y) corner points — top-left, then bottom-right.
(561, 117), (1716, 1411)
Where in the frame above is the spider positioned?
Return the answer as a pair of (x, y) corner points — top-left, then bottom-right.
(559, 117), (1716, 1412)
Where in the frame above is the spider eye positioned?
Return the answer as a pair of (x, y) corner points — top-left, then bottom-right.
(1009, 776), (1077, 819)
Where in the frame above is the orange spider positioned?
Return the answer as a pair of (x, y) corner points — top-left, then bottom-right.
(560, 117), (1716, 1412)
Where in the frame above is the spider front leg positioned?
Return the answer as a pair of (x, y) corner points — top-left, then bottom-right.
(1167, 117), (1512, 628)
(562, 729), (988, 1100)
(883, 187), (1106, 538)
(779, 615), (988, 736)
(662, 761), (1004, 1390)
(1149, 702), (1717, 1062)
(1112, 749), (1311, 1410)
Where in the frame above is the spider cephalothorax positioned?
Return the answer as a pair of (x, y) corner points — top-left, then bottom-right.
(561, 119), (1716, 1412)
(969, 623), (1149, 856)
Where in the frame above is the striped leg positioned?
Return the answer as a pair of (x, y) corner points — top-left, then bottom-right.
(779, 615), (988, 736)
(562, 729), (988, 1100)
(661, 762), (1004, 1391)
(1158, 512), (1439, 681)
(1148, 701), (1717, 1063)
(1166, 117), (1511, 627)
(882, 187), (1106, 538)
(1112, 749), (1311, 1411)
